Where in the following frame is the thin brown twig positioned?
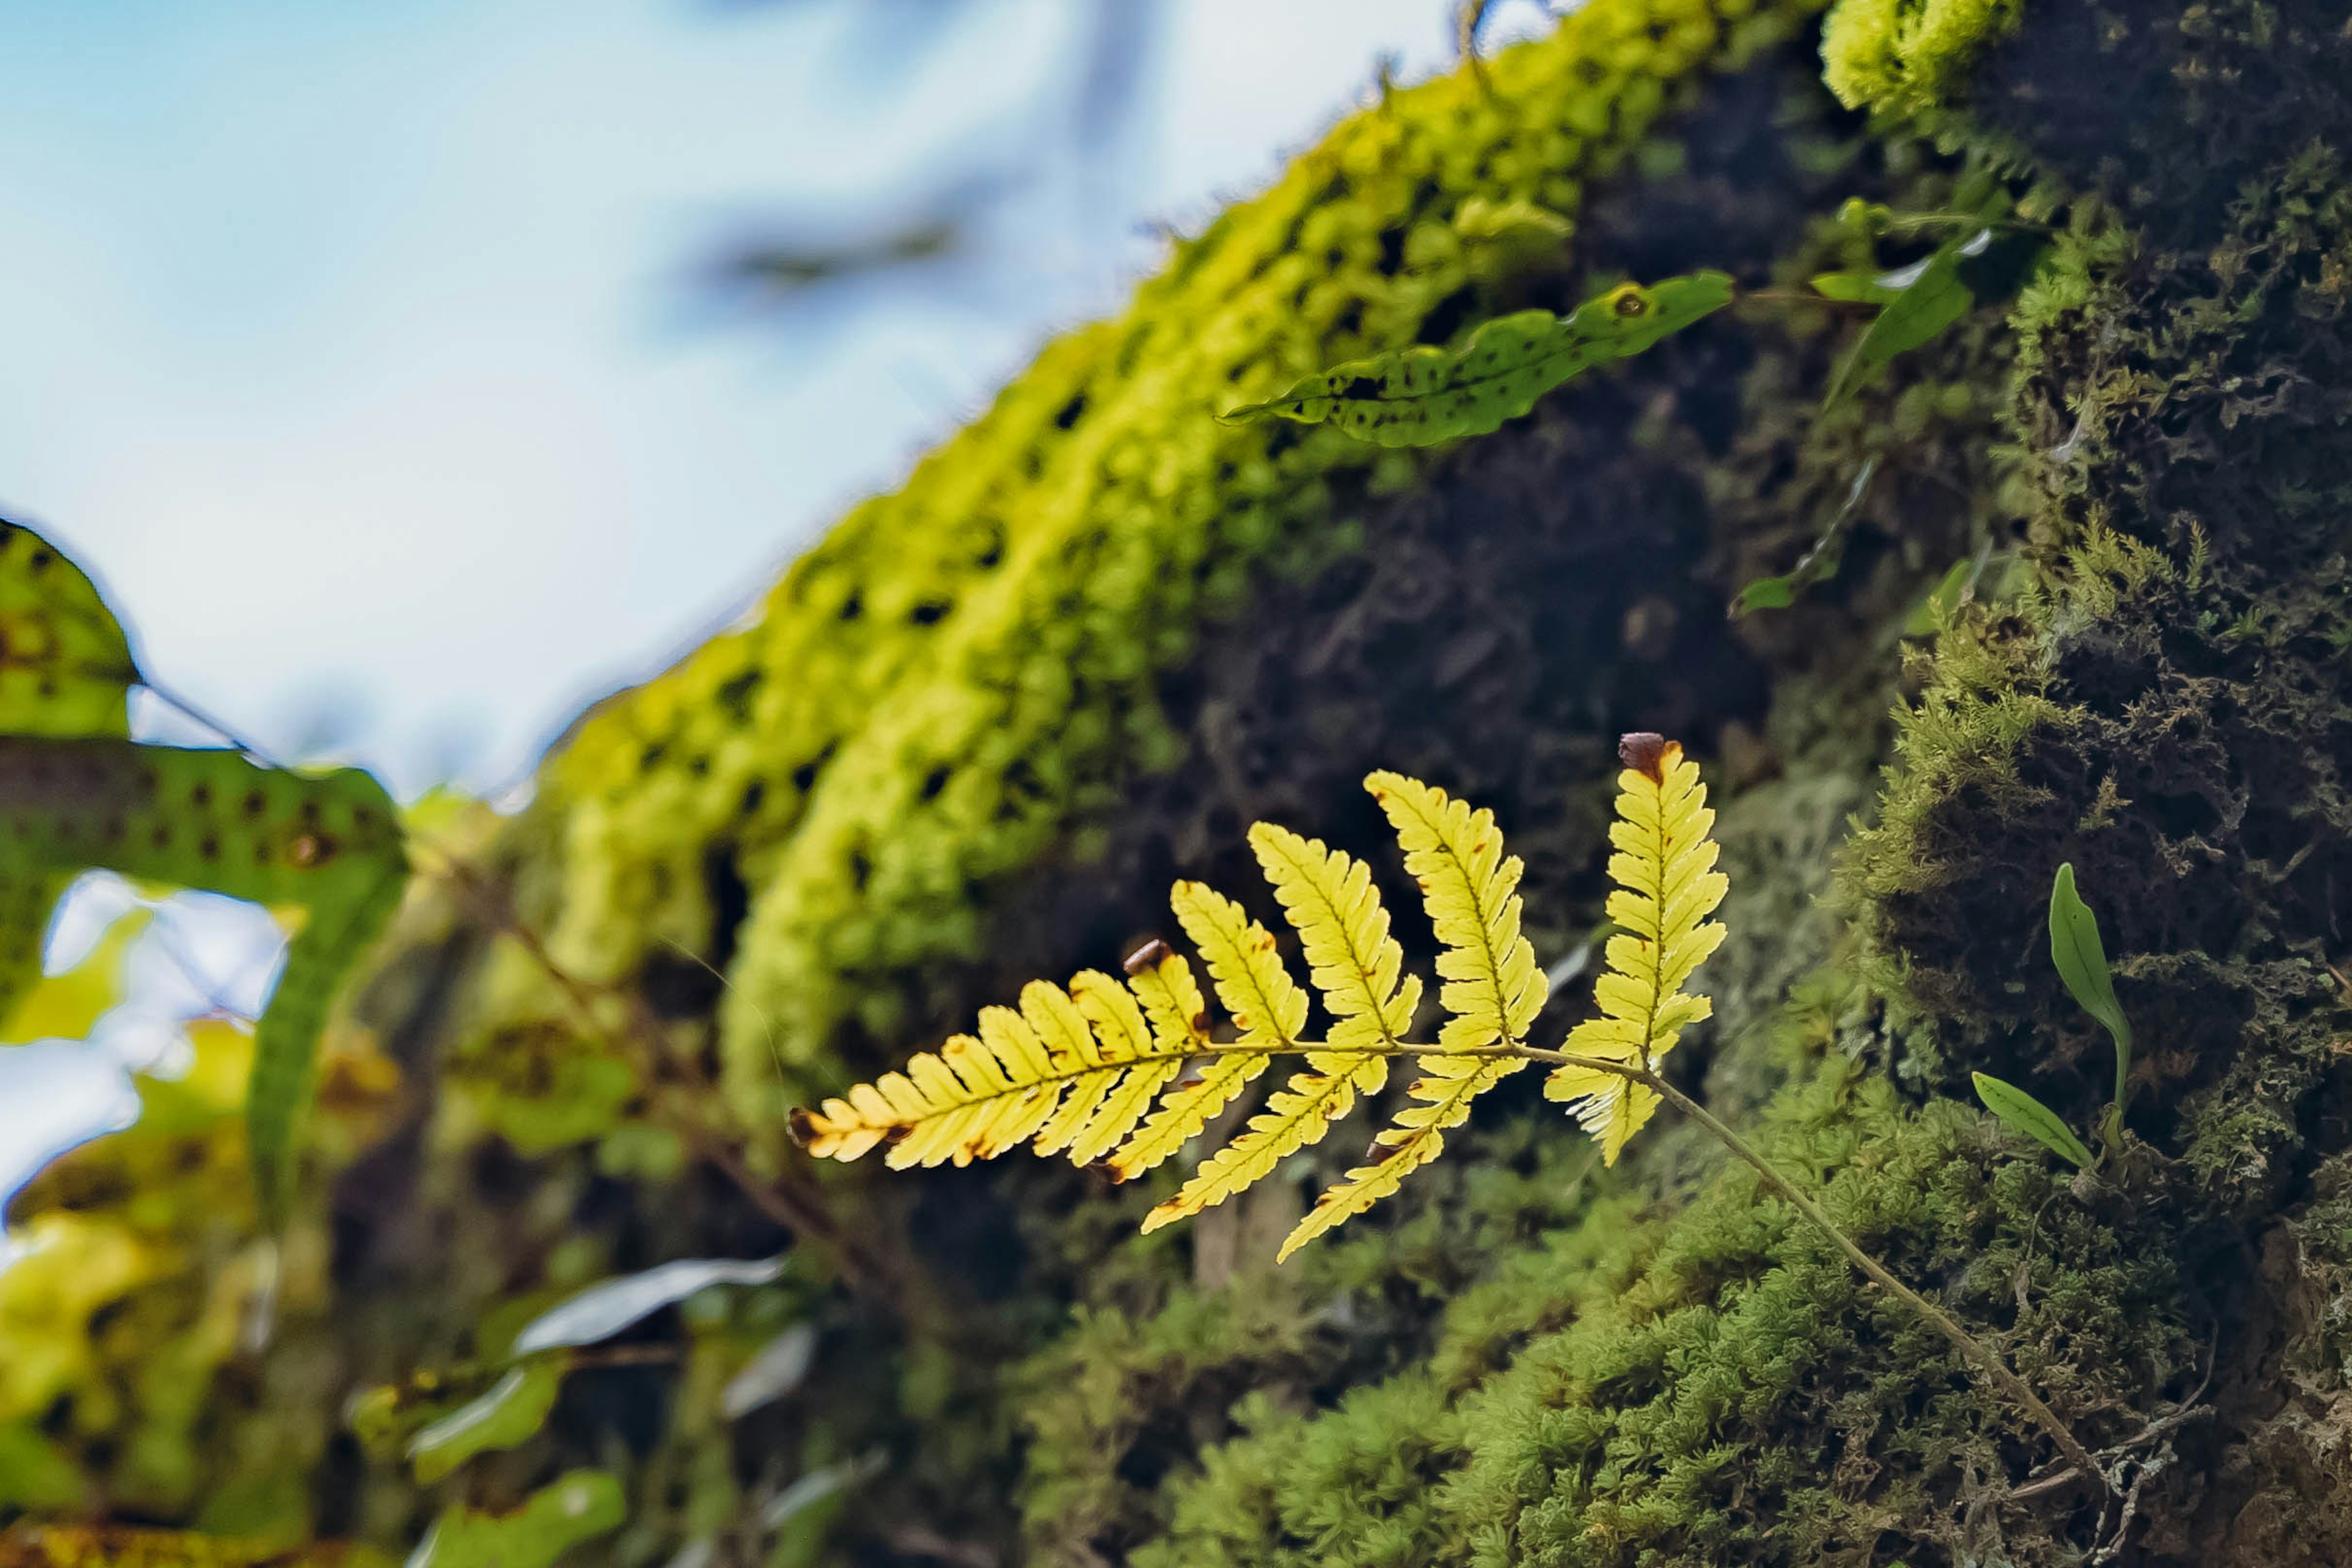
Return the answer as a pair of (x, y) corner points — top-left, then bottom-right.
(415, 845), (918, 1320)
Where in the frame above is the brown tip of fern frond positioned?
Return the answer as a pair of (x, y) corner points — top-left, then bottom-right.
(1123, 937), (1173, 976)
(786, 1107), (819, 1148)
(1618, 732), (1668, 780)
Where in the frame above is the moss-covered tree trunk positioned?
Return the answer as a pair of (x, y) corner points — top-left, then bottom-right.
(16, 0), (2352, 1563)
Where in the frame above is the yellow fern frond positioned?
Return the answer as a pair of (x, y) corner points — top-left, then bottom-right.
(793, 767), (1648, 1265)
(1365, 772), (1547, 1049)
(1272, 778), (1547, 1254)
(1278, 1052), (1519, 1261)
(1143, 1046), (1384, 1232)
(1046, 968), (1182, 1165)
(1544, 734), (1728, 1164)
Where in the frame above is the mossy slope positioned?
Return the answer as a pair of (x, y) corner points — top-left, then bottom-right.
(24, 0), (2352, 1561)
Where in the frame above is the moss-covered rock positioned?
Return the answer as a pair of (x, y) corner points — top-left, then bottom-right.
(24, 0), (2352, 1559)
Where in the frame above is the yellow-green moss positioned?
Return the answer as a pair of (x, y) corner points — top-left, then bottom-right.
(497, 0), (1827, 1121)
(1820, 0), (2021, 120)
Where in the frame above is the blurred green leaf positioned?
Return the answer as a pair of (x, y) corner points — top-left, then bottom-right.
(1903, 557), (1981, 637)
(406, 1360), (565, 1484)
(1824, 230), (1981, 408)
(1808, 269), (1899, 304)
(722, 1322), (818, 1420)
(1731, 576), (1796, 615)
(511, 1255), (786, 1357)
(405, 1471), (625, 1568)
(2, 904), (151, 1045)
(1972, 1072), (2094, 1169)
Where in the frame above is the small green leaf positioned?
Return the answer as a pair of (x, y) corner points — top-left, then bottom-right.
(405, 1471), (625, 1568)
(1972, 1072), (2095, 1169)
(406, 1360), (565, 1484)
(1904, 557), (1981, 636)
(1824, 231), (1981, 408)
(2050, 862), (2133, 1108)
(1727, 456), (1876, 620)
(1809, 270), (1899, 304)
(1732, 576), (1796, 614)
(1220, 272), (1734, 448)
(0, 522), (140, 741)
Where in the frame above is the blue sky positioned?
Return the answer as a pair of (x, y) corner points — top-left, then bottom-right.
(0, 0), (1537, 798)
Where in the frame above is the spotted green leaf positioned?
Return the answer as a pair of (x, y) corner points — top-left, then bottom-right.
(0, 521), (140, 739)
(405, 1471), (625, 1568)
(1972, 1072), (2094, 1168)
(0, 739), (409, 1225)
(1221, 271), (1735, 448)
(2050, 861), (2132, 1110)
(406, 1360), (565, 1484)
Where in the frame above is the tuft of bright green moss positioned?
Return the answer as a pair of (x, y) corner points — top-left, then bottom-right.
(1819, 0), (2021, 121)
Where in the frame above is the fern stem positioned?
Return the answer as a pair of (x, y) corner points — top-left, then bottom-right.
(1256, 1035), (2109, 1496)
(1520, 1044), (2114, 1500)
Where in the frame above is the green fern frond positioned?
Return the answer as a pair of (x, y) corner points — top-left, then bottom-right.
(1544, 733), (1728, 1164)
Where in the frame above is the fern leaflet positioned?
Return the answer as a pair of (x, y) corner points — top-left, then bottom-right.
(1280, 775), (1548, 1257)
(1543, 733), (1728, 1163)
(1142, 834), (1420, 1232)
(790, 947), (1221, 1172)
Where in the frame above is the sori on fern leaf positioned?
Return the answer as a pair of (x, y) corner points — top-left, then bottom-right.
(791, 735), (1728, 1259)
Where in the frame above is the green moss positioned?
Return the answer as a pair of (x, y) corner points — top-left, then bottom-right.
(1122, 1048), (2193, 1568)
(1819, 0), (2021, 121)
